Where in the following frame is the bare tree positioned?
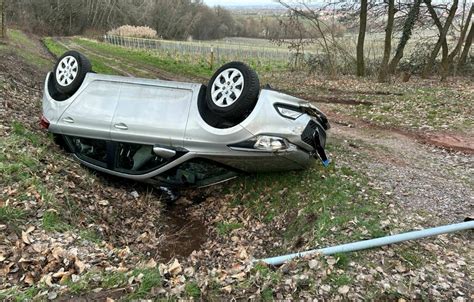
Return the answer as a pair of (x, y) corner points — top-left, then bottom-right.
(0, 0), (5, 39)
(388, 0), (422, 74)
(442, 2), (473, 78)
(357, 0), (368, 76)
(458, 18), (473, 68)
(423, 0), (449, 63)
(422, 0), (458, 77)
(277, 1), (340, 76)
(377, 0), (395, 82)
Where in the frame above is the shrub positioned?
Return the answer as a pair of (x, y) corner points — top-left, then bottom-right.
(107, 25), (157, 39)
(399, 42), (433, 75)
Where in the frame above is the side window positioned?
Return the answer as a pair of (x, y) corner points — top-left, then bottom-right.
(68, 137), (108, 167)
(115, 142), (168, 174)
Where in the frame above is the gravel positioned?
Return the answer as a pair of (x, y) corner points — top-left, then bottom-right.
(332, 123), (474, 222)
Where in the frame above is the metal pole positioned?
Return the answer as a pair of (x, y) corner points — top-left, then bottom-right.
(256, 221), (474, 266)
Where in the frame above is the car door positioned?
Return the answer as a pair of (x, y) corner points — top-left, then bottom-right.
(57, 80), (121, 140)
(110, 82), (193, 147)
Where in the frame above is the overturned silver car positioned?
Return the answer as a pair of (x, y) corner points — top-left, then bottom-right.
(41, 51), (330, 187)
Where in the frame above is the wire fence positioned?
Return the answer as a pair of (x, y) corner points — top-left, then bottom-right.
(104, 35), (293, 66)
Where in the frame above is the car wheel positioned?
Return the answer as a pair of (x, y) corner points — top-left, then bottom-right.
(206, 62), (260, 120)
(53, 51), (91, 95)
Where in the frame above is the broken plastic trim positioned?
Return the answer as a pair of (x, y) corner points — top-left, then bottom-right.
(255, 220), (474, 266)
(310, 129), (330, 167)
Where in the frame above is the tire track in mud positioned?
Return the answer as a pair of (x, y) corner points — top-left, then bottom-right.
(57, 37), (207, 83)
(52, 38), (135, 77)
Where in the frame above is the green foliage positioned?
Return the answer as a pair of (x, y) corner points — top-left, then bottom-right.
(42, 211), (70, 232)
(261, 288), (274, 301)
(329, 273), (352, 287)
(0, 286), (41, 302)
(333, 253), (350, 269)
(228, 143), (386, 251)
(216, 221), (243, 236)
(0, 206), (26, 224)
(43, 37), (117, 74)
(73, 38), (213, 78)
(4, 30), (52, 69)
(43, 37), (68, 57)
(185, 282), (201, 298)
(127, 269), (162, 299)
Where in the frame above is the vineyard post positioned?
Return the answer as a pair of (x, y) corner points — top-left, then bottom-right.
(210, 46), (214, 70)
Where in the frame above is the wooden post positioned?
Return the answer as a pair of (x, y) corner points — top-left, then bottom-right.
(0, 0), (5, 39)
(210, 46), (214, 70)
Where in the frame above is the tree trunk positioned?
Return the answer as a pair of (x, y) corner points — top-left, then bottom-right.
(458, 20), (473, 69)
(422, 0), (459, 77)
(378, 0), (395, 82)
(423, 0), (449, 63)
(441, 3), (473, 79)
(388, 0), (422, 74)
(356, 0), (368, 77)
(0, 0), (5, 39)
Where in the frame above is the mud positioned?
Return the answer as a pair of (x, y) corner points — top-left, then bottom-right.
(157, 200), (208, 261)
(421, 133), (474, 154)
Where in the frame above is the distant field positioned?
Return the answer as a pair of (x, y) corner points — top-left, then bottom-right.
(103, 30), (455, 74)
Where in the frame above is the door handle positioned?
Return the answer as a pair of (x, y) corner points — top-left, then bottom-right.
(114, 123), (128, 130)
(62, 116), (74, 123)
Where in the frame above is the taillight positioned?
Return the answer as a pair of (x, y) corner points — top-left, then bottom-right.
(40, 115), (50, 129)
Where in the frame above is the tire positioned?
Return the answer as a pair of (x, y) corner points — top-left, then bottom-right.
(53, 51), (91, 95)
(206, 62), (260, 119)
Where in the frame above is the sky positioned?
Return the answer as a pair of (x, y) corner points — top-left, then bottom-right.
(203, 0), (278, 6)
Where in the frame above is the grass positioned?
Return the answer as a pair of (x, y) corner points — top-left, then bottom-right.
(349, 86), (473, 131)
(228, 143), (386, 252)
(4, 29), (52, 69)
(43, 37), (118, 75)
(329, 273), (352, 287)
(0, 286), (41, 302)
(126, 269), (162, 300)
(216, 221), (243, 236)
(0, 206), (27, 224)
(42, 210), (70, 232)
(73, 37), (215, 78)
(185, 282), (201, 299)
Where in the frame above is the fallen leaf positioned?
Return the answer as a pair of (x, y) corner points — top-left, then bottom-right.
(75, 259), (86, 274)
(24, 273), (35, 285)
(21, 231), (32, 244)
(237, 248), (248, 260)
(145, 258), (157, 269)
(168, 259), (182, 276)
(308, 259), (319, 269)
(338, 285), (350, 294)
(98, 200), (109, 206)
(25, 226), (35, 234)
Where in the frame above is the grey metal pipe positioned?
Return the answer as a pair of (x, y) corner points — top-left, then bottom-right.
(256, 221), (474, 266)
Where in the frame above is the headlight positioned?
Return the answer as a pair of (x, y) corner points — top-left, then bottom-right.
(254, 136), (289, 151)
(229, 135), (295, 152)
(275, 105), (303, 120)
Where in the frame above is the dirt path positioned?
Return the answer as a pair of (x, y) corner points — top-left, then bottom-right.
(330, 122), (473, 222)
(56, 37), (203, 83)
(52, 38), (135, 77)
